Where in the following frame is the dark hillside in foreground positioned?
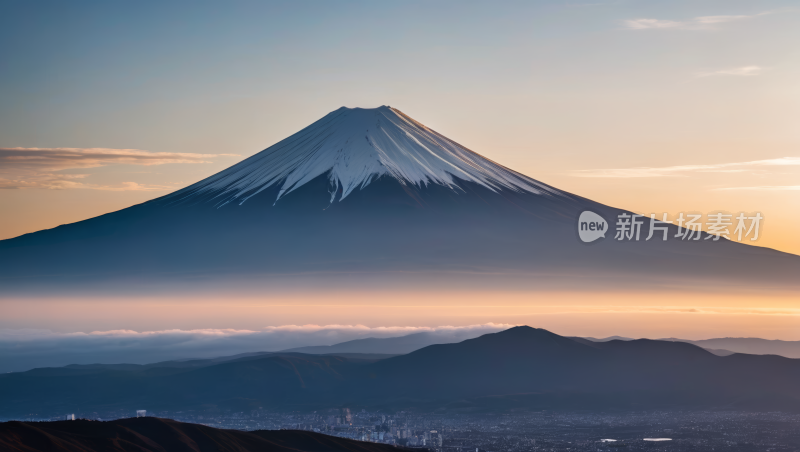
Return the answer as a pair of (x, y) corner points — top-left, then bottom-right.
(0, 417), (405, 452)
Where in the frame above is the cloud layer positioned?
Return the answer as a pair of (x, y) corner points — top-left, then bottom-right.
(0, 324), (509, 373)
(625, 12), (768, 30)
(0, 147), (236, 190)
(713, 185), (800, 192)
(571, 157), (800, 178)
(697, 66), (764, 77)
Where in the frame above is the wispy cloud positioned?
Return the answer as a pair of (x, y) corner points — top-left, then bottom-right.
(693, 14), (750, 25)
(0, 147), (237, 190)
(0, 175), (174, 191)
(713, 185), (800, 192)
(697, 66), (764, 77)
(572, 157), (800, 178)
(625, 18), (683, 30)
(0, 324), (510, 373)
(625, 12), (768, 30)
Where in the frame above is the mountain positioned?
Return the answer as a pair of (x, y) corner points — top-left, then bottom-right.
(0, 417), (402, 452)
(580, 336), (635, 342)
(283, 330), (499, 355)
(580, 336), (800, 359)
(1, 106), (798, 295)
(22, 351), (394, 376)
(0, 353), (376, 415)
(365, 327), (800, 411)
(663, 338), (800, 359)
(2, 327), (800, 417)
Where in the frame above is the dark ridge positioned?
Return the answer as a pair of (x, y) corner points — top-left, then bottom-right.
(0, 417), (410, 452)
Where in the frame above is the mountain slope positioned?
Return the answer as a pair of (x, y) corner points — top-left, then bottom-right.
(171, 106), (561, 206)
(283, 330), (502, 355)
(580, 336), (800, 359)
(290, 331), (800, 360)
(0, 417), (401, 452)
(361, 327), (800, 410)
(665, 338), (800, 359)
(0, 354), (364, 415)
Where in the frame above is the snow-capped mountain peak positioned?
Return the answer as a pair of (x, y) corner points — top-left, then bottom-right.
(173, 106), (562, 206)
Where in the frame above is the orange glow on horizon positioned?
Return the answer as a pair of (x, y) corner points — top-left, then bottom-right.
(3, 289), (798, 340)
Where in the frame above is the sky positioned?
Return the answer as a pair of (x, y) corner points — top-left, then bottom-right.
(1, 0), (799, 349)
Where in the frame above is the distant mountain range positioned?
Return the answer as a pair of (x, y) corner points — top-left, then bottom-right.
(2, 327), (799, 417)
(1, 351), (395, 383)
(0, 417), (401, 452)
(282, 330), (496, 355)
(5, 327), (796, 375)
(580, 336), (800, 359)
(662, 338), (800, 359)
(286, 330), (800, 359)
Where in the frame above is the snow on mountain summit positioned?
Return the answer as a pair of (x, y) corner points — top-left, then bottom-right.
(173, 106), (563, 206)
